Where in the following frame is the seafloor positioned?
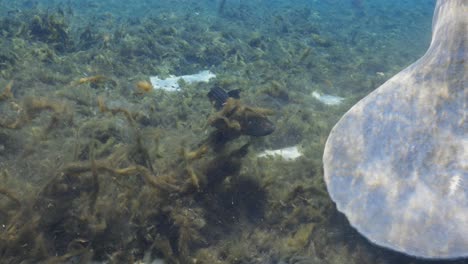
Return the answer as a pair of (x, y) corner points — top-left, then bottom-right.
(0, 0), (463, 263)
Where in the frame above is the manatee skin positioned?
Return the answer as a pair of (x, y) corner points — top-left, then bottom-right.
(323, 0), (467, 259)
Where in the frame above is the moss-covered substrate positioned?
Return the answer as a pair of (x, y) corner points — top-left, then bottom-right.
(1, 1), (461, 263)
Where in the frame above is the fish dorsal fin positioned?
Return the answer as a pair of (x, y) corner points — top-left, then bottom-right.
(227, 89), (241, 99)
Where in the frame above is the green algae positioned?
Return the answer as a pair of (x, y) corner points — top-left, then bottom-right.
(0, 1), (448, 264)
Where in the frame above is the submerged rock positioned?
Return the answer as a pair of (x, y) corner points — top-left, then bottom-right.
(323, 0), (467, 259)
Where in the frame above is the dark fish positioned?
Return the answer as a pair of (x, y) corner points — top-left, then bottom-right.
(208, 87), (240, 110)
(207, 87), (275, 137)
(241, 115), (276, 137)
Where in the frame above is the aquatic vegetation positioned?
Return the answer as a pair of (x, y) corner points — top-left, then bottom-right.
(0, 95), (71, 131)
(0, 187), (21, 208)
(0, 81), (13, 101)
(29, 11), (71, 52)
(0, 47), (18, 71)
(135, 80), (153, 93)
(0, 0), (440, 263)
(72, 75), (113, 88)
(259, 80), (290, 103)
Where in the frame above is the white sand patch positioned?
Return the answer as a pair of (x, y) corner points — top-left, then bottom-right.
(257, 146), (303, 161)
(312, 91), (344, 105)
(150, 70), (216, 92)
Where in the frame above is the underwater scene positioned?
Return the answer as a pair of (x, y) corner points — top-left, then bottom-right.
(0, 0), (466, 263)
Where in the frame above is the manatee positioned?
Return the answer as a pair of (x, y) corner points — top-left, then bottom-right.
(323, 0), (467, 259)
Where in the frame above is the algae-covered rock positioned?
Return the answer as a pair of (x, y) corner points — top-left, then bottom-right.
(323, 0), (467, 259)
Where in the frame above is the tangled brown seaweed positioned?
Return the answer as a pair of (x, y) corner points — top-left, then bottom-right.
(0, 1), (397, 262)
(0, 82), (336, 263)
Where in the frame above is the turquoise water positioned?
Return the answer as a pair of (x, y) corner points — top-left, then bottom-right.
(1, 0), (464, 263)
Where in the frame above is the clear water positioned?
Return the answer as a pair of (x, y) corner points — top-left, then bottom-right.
(0, 0), (464, 263)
